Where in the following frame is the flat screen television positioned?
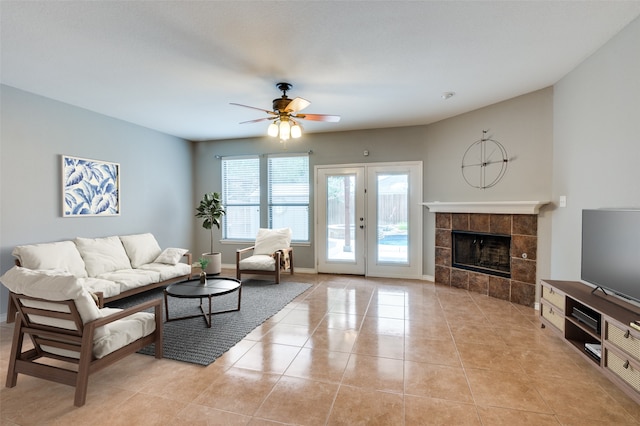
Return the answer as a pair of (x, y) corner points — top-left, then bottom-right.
(581, 209), (640, 304)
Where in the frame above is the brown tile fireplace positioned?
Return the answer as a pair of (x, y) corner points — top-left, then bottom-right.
(435, 212), (538, 307)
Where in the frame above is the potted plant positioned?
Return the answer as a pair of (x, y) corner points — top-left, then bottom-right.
(195, 192), (225, 275)
(197, 257), (210, 283)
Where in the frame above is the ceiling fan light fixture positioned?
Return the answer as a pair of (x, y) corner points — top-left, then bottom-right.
(279, 120), (291, 140)
(291, 123), (302, 139)
(267, 122), (279, 137)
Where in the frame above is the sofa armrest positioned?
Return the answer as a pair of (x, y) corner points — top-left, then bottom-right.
(182, 252), (192, 265)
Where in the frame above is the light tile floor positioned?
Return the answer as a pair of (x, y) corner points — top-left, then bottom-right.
(1, 272), (639, 425)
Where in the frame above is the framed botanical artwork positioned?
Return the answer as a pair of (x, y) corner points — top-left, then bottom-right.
(62, 155), (121, 217)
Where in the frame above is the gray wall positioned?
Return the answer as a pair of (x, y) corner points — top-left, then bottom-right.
(551, 16), (640, 279)
(194, 88), (554, 279)
(0, 85), (194, 317)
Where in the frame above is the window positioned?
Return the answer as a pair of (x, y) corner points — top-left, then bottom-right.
(221, 153), (309, 242)
(268, 154), (309, 241)
(222, 156), (259, 240)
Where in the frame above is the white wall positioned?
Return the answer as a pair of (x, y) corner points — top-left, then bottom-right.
(0, 85), (194, 317)
(551, 16), (640, 280)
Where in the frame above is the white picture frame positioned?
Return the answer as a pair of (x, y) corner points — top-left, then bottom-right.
(62, 155), (121, 217)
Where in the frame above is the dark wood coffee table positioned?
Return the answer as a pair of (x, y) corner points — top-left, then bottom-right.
(164, 277), (241, 328)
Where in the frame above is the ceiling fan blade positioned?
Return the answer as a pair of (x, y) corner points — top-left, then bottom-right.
(230, 102), (277, 115)
(284, 97), (311, 113)
(239, 117), (276, 124)
(295, 113), (341, 122)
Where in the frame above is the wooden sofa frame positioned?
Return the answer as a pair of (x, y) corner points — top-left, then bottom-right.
(6, 292), (163, 407)
(236, 246), (294, 284)
(6, 253), (192, 323)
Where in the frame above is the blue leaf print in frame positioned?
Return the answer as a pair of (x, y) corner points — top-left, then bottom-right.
(62, 155), (120, 216)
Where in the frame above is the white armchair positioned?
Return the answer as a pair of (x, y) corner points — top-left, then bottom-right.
(1, 266), (162, 407)
(236, 228), (294, 284)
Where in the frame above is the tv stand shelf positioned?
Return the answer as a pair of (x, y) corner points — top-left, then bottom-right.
(540, 280), (640, 404)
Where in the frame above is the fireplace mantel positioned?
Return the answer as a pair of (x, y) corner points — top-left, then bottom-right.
(422, 201), (550, 214)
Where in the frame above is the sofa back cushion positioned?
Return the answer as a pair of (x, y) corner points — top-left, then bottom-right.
(12, 241), (88, 278)
(74, 236), (132, 277)
(119, 233), (162, 268)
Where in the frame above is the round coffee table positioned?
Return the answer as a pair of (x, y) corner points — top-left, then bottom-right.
(164, 277), (241, 328)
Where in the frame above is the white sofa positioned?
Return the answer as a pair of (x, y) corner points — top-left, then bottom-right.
(6, 233), (191, 322)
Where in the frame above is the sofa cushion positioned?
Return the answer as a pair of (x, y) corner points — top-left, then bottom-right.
(119, 233), (162, 268)
(154, 247), (188, 265)
(79, 277), (122, 299)
(12, 241), (88, 278)
(253, 228), (292, 255)
(138, 262), (191, 281)
(75, 236), (132, 277)
(96, 269), (160, 293)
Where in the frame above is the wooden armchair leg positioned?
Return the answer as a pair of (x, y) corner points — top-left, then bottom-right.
(74, 334), (93, 407)
(6, 297), (17, 324)
(6, 317), (24, 388)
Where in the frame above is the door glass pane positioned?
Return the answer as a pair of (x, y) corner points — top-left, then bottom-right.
(377, 173), (408, 263)
(326, 174), (356, 261)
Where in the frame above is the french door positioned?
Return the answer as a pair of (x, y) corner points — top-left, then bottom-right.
(316, 162), (422, 279)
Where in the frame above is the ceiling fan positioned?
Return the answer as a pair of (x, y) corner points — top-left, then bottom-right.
(230, 82), (340, 141)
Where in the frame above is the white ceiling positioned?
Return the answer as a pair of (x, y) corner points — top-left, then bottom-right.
(2, 1), (639, 141)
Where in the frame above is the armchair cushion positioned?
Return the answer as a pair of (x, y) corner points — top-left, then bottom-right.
(75, 236), (132, 276)
(238, 254), (276, 271)
(119, 233), (163, 268)
(0, 266), (83, 300)
(0, 266), (104, 336)
(12, 241), (88, 277)
(92, 307), (157, 359)
(253, 228), (292, 255)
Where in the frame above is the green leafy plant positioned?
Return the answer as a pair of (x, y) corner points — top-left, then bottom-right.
(195, 192), (226, 254)
(198, 257), (211, 271)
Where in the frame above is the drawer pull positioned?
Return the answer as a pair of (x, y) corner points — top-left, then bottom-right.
(623, 360), (630, 369)
(624, 329), (630, 338)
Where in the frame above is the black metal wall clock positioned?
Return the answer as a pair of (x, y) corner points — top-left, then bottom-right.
(461, 130), (509, 189)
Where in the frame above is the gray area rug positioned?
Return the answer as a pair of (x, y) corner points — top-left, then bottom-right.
(107, 279), (311, 366)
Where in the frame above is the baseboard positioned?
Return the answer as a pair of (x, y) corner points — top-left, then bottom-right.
(422, 274), (435, 282)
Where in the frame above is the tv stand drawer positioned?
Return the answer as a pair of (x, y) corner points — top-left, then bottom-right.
(541, 283), (565, 310)
(541, 301), (564, 332)
(605, 349), (640, 393)
(605, 320), (640, 360)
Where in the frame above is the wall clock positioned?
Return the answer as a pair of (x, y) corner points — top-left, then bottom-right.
(461, 130), (509, 189)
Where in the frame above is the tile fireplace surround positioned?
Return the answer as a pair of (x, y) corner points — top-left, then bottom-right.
(434, 212), (539, 307)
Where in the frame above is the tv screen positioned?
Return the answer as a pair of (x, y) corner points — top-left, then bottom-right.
(581, 209), (640, 303)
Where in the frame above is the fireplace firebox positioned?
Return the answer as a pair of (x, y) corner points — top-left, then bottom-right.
(452, 230), (511, 278)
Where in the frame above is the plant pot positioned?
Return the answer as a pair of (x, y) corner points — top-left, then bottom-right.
(201, 252), (221, 275)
